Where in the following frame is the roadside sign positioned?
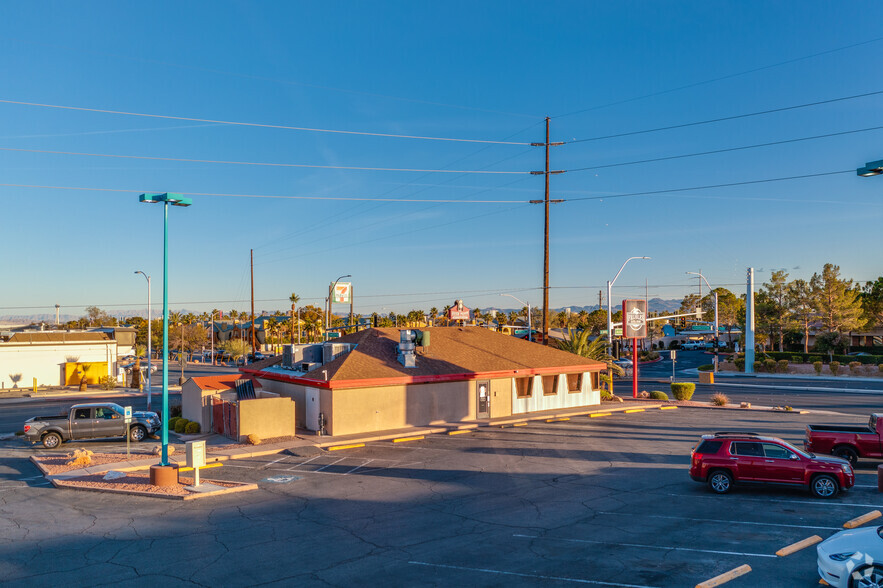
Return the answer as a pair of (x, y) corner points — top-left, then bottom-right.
(622, 299), (647, 339)
(670, 350), (677, 361)
(123, 406), (132, 424)
(333, 282), (352, 303)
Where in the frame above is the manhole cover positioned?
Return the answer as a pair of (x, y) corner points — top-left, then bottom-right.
(261, 476), (302, 484)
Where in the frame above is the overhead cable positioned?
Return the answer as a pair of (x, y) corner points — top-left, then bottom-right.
(0, 98), (532, 145)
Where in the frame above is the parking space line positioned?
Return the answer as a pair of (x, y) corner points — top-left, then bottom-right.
(261, 455), (289, 469)
(776, 535), (822, 557)
(512, 534), (776, 558)
(284, 455), (322, 471)
(314, 458), (346, 472)
(346, 459), (373, 474)
(663, 493), (883, 509)
(408, 561), (660, 588)
(597, 512), (841, 531)
(843, 510), (881, 528)
(695, 564), (751, 588)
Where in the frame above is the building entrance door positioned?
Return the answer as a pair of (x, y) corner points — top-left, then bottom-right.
(305, 387), (320, 431)
(477, 380), (490, 419)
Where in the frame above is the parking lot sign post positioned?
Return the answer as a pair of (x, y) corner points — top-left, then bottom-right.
(622, 300), (647, 399)
(124, 406), (132, 459)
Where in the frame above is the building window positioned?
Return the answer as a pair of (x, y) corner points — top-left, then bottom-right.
(515, 377), (533, 398)
(566, 373), (583, 393)
(542, 375), (559, 396)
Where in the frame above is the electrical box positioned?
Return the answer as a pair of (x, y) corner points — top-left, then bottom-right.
(186, 440), (206, 469)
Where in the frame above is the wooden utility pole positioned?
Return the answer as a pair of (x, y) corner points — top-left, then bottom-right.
(530, 117), (563, 345)
(250, 249), (256, 357)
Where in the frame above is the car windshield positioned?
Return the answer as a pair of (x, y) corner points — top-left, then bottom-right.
(108, 403), (125, 415)
(778, 439), (811, 458)
(878, 526), (883, 540)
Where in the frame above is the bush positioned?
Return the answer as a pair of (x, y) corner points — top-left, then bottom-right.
(247, 433), (261, 445)
(734, 357), (745, 371)
(879, 363), (883, 374)
(649, 390), (668, 400)
(791, 356), (803, 364)
(849, 361), (862, 375)
(167, 417), (181, 430)
(776, 360), (789, 374)
(170, 405), (182, 418)
(764, 359), (777, 373)
(813, 361), (823, 376)
(639, 350), (660, 361)
(99, 375), (116, 390)
(600, 388), (614, 401)
(829, 361), (841, 376)
(753, 361), (763, 373)
(711, 392), (729, 406)
(174, 419), (190, 434)
(184, 421), (200, 434)
(697, 364), (714, 372)
(671, 382), (695, 401)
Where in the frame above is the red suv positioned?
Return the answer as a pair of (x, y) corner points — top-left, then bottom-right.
(690, 432), (854, 498)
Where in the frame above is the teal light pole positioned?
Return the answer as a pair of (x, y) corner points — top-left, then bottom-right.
(139, 193), (192, 466)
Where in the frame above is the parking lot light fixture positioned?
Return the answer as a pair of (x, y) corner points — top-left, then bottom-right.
(607, 257), (650, 357)
(687, 271), (719, 373)
(139, 193), (191, 467)
(857, 159), (883, 177)
(500, 293), (531, 341)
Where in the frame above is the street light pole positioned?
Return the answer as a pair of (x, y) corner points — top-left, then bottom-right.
(687, 271), (719, 373)
(606, 257), (651, 358)
(500, 293), (531, 342)
(139, 193), (191, 469)
(134, 271), (151, 409)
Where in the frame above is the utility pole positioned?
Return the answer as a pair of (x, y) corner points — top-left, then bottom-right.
(598, 291), (602, 311)
(250, 249), (256, 359)
(530, 117), (563, 345)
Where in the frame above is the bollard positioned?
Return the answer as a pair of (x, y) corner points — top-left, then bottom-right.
(877, 465), (883, 493)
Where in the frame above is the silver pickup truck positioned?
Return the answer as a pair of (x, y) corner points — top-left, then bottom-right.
(23, 403), (161, 449)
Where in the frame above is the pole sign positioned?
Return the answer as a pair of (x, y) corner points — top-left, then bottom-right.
(622, 299), (647, 339)
(448, 300), (471, 321)
(123, 406), (133, 424)
(333, 282), (352, 304)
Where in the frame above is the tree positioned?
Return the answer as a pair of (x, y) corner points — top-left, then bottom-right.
(169, 324), (208, 355)
(757, 270), (792, 351)
(788, 279), (816, 353)
(811, 264), (865, 337)
(557, 332), (624, 377)
(583, 309), (607, 335)
(860, 277), (883, 330)
(289, 292), (301, 344)
(84, 305), (114, 327)
(219, 339), (251, 363)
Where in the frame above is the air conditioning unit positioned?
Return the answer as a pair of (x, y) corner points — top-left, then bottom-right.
(323, 342), (351, 363)
(282, 345), (295, 369)
(301, 361), (320, 372)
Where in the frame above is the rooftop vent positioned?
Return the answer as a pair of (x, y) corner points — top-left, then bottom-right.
(397, 330), (417, 368)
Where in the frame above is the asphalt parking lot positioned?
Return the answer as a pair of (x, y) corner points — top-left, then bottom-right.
(3, 407), (882, 587)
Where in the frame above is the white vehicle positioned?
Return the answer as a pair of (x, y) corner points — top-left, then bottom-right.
(680, 340), (706, 350)
(817, 525), (883, 587)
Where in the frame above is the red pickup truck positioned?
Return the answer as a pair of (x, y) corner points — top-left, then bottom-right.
(804, 414), (883, 466)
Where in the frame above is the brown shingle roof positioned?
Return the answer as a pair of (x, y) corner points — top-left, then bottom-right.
(5, 332), (111, 344)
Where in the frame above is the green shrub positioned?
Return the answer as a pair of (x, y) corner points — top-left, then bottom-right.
(184, 421), (200, 434)
(753, 361), (763, 373)
(813, 361), (823, 375)
(174, 419), (189, 434)
(600, 388), (614, 401)
(791, 356), (802, 364)
(697, 364), (714, 372)
(170, 405), (182, 418)
(734, 357), (745, 371)
(649, 390), (668, 400)
(99, 375), (116, 390)
(829, 361), (841, 376)
(671, 382), (696, 401)
(849, 361), (862, 375)
(776, 360), (789, 374)
(764, 359), (777, 373)
(168, 417), (181, 430)
(639, 350), (660, 361)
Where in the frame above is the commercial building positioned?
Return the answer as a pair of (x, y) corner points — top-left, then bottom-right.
(0, 331), (119, 388)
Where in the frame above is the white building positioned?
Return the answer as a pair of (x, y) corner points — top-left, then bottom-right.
(0, 332), (119, 389)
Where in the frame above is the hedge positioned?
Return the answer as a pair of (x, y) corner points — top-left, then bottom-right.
(649, 390), (669, 400)
(184, 421), (200, 434)
(697, 364), (714, 372)
(761, 351), (883, 365)
(174, 419), (190, 434)
(671, 382), (695, 401)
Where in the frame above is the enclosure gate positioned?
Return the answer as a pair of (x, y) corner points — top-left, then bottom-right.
(211, 397), (238, 440)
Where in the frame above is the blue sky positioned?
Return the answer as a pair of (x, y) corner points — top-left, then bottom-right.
(1, 1), (881, 318)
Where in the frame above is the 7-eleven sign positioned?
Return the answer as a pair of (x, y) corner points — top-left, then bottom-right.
(333, 282), (352, 304)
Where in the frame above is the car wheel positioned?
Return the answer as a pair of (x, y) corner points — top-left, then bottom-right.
(811, 474), (839, 498)
(849, 564), (883, 588)
(708, 470), (732, 494)
(834, 446), (859, 467)
(129, 425), (147, 442)
(42, 432), (62, 449)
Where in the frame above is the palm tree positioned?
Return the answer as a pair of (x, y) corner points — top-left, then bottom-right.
(558, 331), (624, 377)
(289, 292), (301, 344)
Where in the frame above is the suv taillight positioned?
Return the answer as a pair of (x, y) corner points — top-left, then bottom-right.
(23, 424), (30, 433)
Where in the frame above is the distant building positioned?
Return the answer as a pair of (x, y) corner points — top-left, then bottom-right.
(0, 331), (119, 388)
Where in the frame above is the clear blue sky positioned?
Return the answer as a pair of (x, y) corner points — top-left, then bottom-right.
(1, 1), (881, 318)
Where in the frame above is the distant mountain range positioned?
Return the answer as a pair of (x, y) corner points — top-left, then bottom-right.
(0, 298), (683, 326)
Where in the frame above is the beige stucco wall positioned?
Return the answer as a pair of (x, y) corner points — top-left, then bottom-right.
(238, 397), (297, 442)
(256, 378), (308, 428)
(327, 380), (474, 436)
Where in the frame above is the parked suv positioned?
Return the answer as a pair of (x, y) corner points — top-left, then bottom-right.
(689, 432), (854, 498)
(680, 340), (706, 350)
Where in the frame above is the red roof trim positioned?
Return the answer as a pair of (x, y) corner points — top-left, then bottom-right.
(241, 363), (603, 390)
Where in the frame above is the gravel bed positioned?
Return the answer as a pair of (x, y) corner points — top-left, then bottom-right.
(208, 435), (297, 451)
(56, 472), (239, 496)
(34, 452), (161, 475)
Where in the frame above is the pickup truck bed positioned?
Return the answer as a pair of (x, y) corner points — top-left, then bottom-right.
(805, 414), (883, 465)
(807, 424), (873, 434)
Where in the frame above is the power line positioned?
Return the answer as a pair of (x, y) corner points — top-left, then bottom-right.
(565, 89), (883, 144)
(566, 125), (883, 172)
(0, 182), (531, 204)
(0, 98), (532, 145)
(0, 146), (527, 175)
(554, 35), (883, 118)
(563, 170), (853, 202)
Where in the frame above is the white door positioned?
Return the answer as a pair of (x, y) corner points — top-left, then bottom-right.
(305, 387), (320, 431)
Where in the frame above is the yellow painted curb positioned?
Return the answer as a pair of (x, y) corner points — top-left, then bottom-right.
(328, 443), (366, 451)
(178, 462), (223, 473)
(800, 410), (811, 414)
(776, 535), (822, 556)
(695, 564), (751, 588)
(590, 412), (612, 418)
(393, 435), (424, 443)
(546, 417), (570, 422)
(624, 409), (645, 414)
(447, 430), (471, 436)
(659, 405), (678, 410)
(513, 422), (527, 427)
(844, 510), (882, 529)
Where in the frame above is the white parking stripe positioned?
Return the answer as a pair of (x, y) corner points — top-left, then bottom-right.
(597, 511), (842, 531)
(513, 534), (777, 558)
(314, 458), (346, 472)
(663, 492), (883, 508)
(284, 455), (322, 471)
(261, 455), (289, 469)
(408, 561), (660, 588)
(346, 459), (373, 475)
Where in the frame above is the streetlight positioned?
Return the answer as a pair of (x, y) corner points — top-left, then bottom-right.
(687, 271), (719, 373)
(134, 271), (152, 409)
(139, 192), (191, 471)
(857, 159), (883, 177)
(607, 257), (651, 357)
(500, 293), (532, 342)
(326, 274), (351, 340)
